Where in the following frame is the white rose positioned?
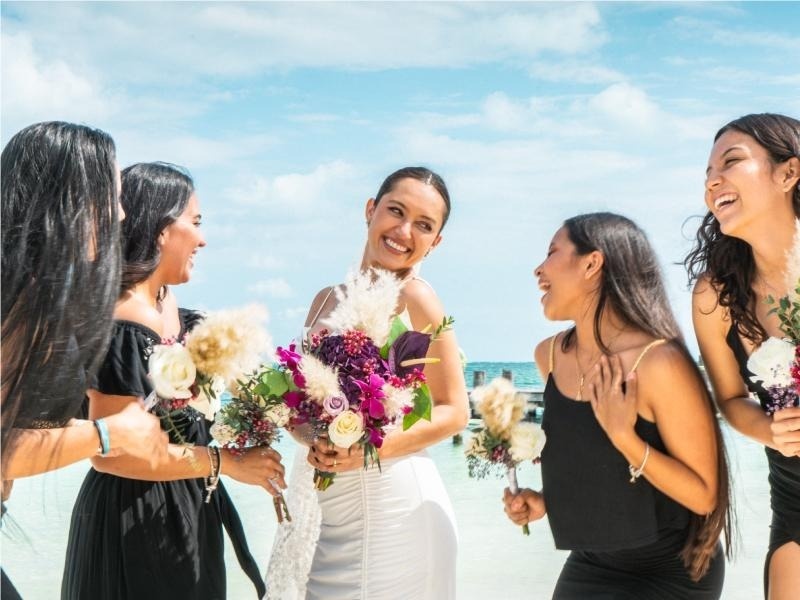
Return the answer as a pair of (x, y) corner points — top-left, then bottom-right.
(265, 403), (291, 428)
(149, 344), (196, 399)
(189, 376), (226, 420)
(747, 337), (794, 388)
(508, 422), (546, 462)
(210, 421), (237, 445)
(328, 410), (364, 448)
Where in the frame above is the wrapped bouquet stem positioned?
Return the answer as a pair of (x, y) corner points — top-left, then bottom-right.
(465, 377), (545, 535)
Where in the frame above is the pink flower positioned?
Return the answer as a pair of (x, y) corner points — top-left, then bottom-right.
(354, 374), (386, 419)
(323, 396), (349, 417)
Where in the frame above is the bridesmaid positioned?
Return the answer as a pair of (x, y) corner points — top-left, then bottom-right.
(505, 213), (731, 598)
(62, 162), (285, 600)
(686, 113), (800, 599)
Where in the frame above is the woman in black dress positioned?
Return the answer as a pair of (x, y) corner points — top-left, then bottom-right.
(1, 123), (167, 599)
(505, 213), (731, 599)
(62, 162), (286, 600)
(686, 113), (800, 599)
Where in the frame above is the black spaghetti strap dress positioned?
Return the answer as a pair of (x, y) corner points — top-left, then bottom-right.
(725, 326), (800, 597)
(61, 309), (266, 600)
(540, 372), (724, 599)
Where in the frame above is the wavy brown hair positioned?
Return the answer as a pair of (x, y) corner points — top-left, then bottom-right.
(685, 113), (800, 343)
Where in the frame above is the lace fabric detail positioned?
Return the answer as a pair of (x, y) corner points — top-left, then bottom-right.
(265, 445), (320, 599)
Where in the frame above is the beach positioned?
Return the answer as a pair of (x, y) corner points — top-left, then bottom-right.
(2, 362), (773, 599)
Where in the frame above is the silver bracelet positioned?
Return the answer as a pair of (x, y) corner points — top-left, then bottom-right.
(628, 442), (650, 483)
(205, 446), (221, 503)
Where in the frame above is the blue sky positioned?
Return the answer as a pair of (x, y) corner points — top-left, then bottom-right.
(2, 2), (799, 360)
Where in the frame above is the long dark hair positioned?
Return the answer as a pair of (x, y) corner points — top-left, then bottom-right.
(374, 166), (451, 231)
(562, 212), (732, 580)
(685, 113), (800, 343)
(119, 162), (194, 293)
(1, 122), (120, 458)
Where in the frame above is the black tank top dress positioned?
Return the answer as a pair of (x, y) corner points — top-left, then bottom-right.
(726, 326), (800, 597)
(540, 338), (724, 599)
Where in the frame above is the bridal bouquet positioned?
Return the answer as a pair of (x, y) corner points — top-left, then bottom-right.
(465, 377), (546, 535)
(747, 219), (800, 415)
(279, 269), (449, 490)
(146, 304), (270, 438)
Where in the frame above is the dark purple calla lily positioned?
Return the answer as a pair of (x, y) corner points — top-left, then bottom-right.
(388, 331), (432, 378)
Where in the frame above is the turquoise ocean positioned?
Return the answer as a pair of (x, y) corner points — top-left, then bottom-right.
(3, 362), (771, 599)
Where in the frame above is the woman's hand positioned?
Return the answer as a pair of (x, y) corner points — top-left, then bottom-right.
(221, 446), (287, 496)
(771, 406), (800, 457)
(103, 401), (169, 468)
(307, 436), (365, 473)
(588, 355), (639, 448)
(502, 488), (546, 526)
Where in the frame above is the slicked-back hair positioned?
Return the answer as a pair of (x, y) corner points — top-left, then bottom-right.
(373, 166), (451, 231)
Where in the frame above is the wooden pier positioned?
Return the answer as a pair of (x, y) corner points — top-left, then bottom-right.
(467, 369), (544, 423)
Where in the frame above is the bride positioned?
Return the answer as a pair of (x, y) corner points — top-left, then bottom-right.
(266, 167), (469, 599)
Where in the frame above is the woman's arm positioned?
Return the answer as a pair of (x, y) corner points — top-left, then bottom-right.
(3, 402), (169, 479)
(692, 277), (776, 447)
(589, 346), (720, 515)
(88, 392), (287, 493)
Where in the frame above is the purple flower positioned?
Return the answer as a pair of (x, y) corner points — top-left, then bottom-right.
(323, 395), (349, 417)
(354, 374), (387, 419)
(284, 390), (305, 409)
(764, 385), (800, 416)
(367, 427), (384, 448)
(388, 331), (432, 378)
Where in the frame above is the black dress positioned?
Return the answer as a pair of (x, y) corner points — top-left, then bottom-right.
(61, 310), (266, 600)
(540, 341), (724, 599)
(726, 326), (800, 597)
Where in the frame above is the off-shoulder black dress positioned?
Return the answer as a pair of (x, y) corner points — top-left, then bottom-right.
(61, 310), (266, 600)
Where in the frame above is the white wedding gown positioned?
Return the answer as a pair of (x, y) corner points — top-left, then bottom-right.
(266, 443), (458, 600)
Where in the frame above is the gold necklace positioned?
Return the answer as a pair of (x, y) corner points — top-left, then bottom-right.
(573, 329), (625, 401)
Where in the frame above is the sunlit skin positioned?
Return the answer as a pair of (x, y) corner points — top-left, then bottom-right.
(697, 129), (800, 600)
(157, 194), (206, 286)
(361, 178), (443, 274)
(303, 176), (469, 472)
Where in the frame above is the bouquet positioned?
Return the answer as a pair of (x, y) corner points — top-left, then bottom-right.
(465, 377), (546, 535)
(265, 269), (449, 490)
(146, 304), (271, 451)
(211, 369), (292, 522)
(747, 219), (800, 414)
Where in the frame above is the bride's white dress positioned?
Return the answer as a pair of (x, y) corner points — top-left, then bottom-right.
(265, 284), (458, 599)
(266, 444), (458, 600)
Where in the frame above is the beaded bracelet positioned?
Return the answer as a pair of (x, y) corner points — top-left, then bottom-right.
(93, 419), (111, 457)
(628, 443), (650, 483)
(205, 446), (221, 503)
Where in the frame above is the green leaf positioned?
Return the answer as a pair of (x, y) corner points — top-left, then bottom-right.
(380, 316), (409, 359)
(264, 369), (289, 397)
(403, 384), (432, 430)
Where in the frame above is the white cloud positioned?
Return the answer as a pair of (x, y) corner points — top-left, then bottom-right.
(528, 61), (625, 84)
(247, 254), (286, 270)
(282, 306), (310, 321)
(247, 278), (293, 299)
(588, 82), (662, 131)
(3, 3), (608, 84)
(224, 160), (356, 212)
(0, 31), (114, 130)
